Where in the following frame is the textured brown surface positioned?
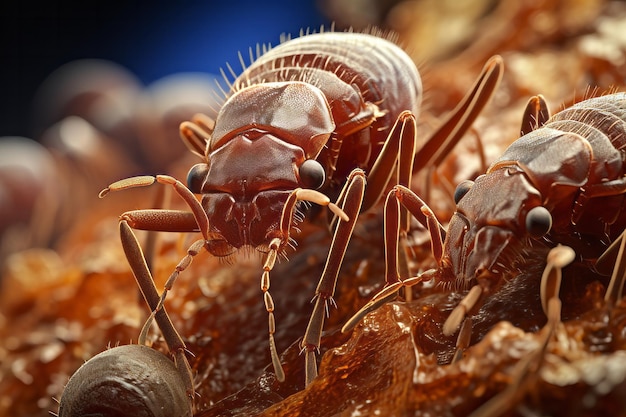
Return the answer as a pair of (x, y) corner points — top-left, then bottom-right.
(2, 1), (626, 416)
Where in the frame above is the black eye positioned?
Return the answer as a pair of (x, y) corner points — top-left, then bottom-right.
(526, 206), (552, 238)
(299, 159), (325, 189)
(454, 180), (474, 204)
(187, 163), (209, 193)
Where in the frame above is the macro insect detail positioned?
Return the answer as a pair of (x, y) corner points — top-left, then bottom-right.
(98, 29), (502, 408)
(56, 219), (198, 415)
(345, 92), (626, 369)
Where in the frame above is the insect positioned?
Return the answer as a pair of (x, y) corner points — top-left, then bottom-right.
(345, 92), (626, 364)
(99, 29), (503, 402)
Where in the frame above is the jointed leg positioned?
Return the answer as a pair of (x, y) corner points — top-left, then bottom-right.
(364, 111), (417, 213)
(539, 245), (575, 320)
(103, 174), (214, 340)
(520, 94), (550, 136)
(604, 230), (626, 306)
(119, 221), (195, 405)
(343, 185), (445, 333)
(467, 245), (574, 417)
(101, 175), (212, 238)
(259, 187), (349, 383)
(101, 174), (218, 405)
(260, 240), (285, 382)
(340, 57), (502, 337)
(451, 317), (473, 363)
(179, 113), (215, 157)
(443, 285), (483, 336)
(258, 221), (289, 382)
(392, 56), (502, 304)
(302, 169), (366, 385)
(413, 55), (503, 171)
(139, 239), (206, 339)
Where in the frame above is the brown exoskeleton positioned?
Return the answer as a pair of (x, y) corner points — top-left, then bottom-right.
(345, 92), (626, 415)
(100, 30), (503, 405)
(347, 92), (626, 335)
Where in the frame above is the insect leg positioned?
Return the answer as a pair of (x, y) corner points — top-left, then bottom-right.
(140, 238), (206, 337)
(189, 112), (215, 133)
(363, 110), (417, 213)
(99, 175), (158, 197)
(414, 55), (502, 206)
(101, 175), (212, 239)
(444, 246), (575, 341)
(362, 110), (418, 297)
(519, 94), (550, 136)
(451, 316), (473, 363)
(119, 220), (195, 407)
(467, 245), (574, 417)
(260, 187), (349, 383)
(571, 177), (626, 225)
(383, 186), (446, 286)
(443, 285), (483, 336)
(100, 175), (200, 218)
(342, 185), (445, 333)
(539, 245), (575, 319)
(413, 55), (503, 171)
(302, 169), (366, 386)
(261, 237), (286, 382)
(179, 113), (215, 158)
(101, 175), (218, 406)
(108, 174), (216, 335)
(603, 229), (626, 306)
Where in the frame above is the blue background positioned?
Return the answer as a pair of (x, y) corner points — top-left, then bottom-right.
(0, 0), (329, 138)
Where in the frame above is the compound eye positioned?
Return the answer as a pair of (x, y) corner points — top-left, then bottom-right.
(454, 180), (474, 204)
(299, 159), (325, 189)
(525, 206), (552, 238)
(187, 163), (209, 194)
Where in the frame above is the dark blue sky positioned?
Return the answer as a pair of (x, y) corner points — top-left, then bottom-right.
(0, 0), (329, 137)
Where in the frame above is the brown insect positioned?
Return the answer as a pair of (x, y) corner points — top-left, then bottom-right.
(99, 29), (502, 407)
(346, 92), (626, 375)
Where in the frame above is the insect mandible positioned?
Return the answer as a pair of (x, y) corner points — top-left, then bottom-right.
(99, 29), (503, 398)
